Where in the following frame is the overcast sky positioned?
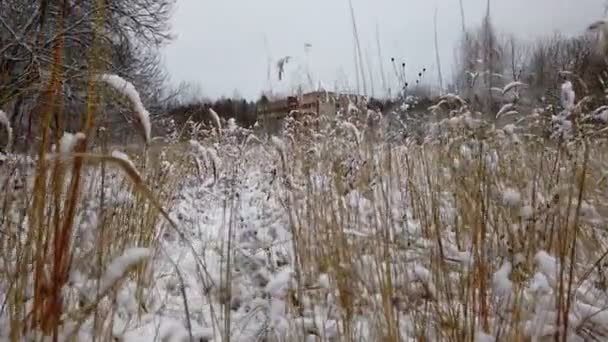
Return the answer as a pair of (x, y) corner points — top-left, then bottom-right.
(164, 0), (602, 100)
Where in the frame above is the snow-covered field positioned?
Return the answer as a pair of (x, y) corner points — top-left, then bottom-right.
(4, 89), (608, 341)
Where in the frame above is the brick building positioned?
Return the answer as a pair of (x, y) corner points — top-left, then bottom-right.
(257, 91), (365, 120)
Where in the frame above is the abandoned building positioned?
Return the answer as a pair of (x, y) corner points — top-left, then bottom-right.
(257, 91), (366, 120)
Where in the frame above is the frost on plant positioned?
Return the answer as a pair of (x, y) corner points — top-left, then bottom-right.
(100, 247), (151, 293)
(496, 103), (514, 118)
(561, 81), (575, 110)
(97, 74), (152, 143)
(59, 132), (85, 156)
(501, 187), (521, 207)
(0, 110), (12, 151)
(271, 136), (286, 156)
(492, 261), (513, 297)
(502, 81), (527, 95)
(209, 107), (222, 133)
(111, 150), (138, 173)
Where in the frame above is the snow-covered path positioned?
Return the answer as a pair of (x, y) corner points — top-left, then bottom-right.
(119, 147), (296, 341)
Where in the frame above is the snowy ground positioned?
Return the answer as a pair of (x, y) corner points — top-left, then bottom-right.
(4, 97), (608, 341)
(127, 146), (295, 341)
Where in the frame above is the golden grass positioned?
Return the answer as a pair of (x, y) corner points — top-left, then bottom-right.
(4, 103), (608, 341)
(271, 117), (608, 341)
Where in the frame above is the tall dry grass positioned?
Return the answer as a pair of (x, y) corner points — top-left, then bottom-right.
(258, 100), (608, 341)
(4, 75), (608, 341)
(0, 4), (196, 340)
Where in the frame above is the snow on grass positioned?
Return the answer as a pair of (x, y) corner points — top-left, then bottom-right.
(318, 273), (331, 289)
(503, 123), (516, 135)
(561, 81), (576, 110)
(209, 107), (222, 133)
(265, 267), (294, 297)
(100, 247), (151, 293)
(227, 117), (237, 132)
(534, 251), (559, 287)
(502, 81), (527, 95)
(59, 132), (85, 156)
(529, 272), (551, 294)
(575, 302), (608, 326)
(119, 317), (215, 342)
(579, 201), (604, 225)
(339, 121), (361, 145)
(111, 150), (139, 176)
(492, 261), (513, 297)
(0, 110), (12, 151)
(98, 74), (151, 143)
(205, 147), (221, 171)
(496, 103), (514, 119)
(476, 331), (496, 342)
(460, 144), (473, 161)
(595, 108), (608, 122)
(7, 91), (608, 341)
(501, 187), (522, 207)
(347, 101), (359, 114)
(270, 136), (286, 154)
(43, 132), (86, 162)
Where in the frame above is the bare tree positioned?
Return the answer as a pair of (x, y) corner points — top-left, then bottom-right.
(0, 0), (175, 147)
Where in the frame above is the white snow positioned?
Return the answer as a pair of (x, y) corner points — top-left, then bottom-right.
(476, 331), (496, 342)
(227, 117), (237, 132)
(347, 101), (359, 114)
(493, 261), (513, 297)
(502, 81), (527, 94)
(440, 93), (466, 105)
(503, 123), (516, 135)
(460, 144), (472, 161)
(529, 272), (551, 294)
(576, 302), (608, 326)
(100, 247), (151, 293)
(340, 121), (361, 144)
(209, 107), (222, 132)
(59, 132), (85, 156)
(496, 103), (514, 118)
(561, 81), (576, 110)
(189, 139), (205, 156)
(580, 201), (603, 225)
(318, 273), (331, 289)
(534, 251), (559, 286)
(265, 267), (293, 297)
(0, 110), (12, 151)
(271, 136), (286, 155)
(501, 188), (522, 207)
(501, 111), (519, 118)
(596, 109), (608, 122)
(411, 264), (431, 283)
(205, 147), (221, 171)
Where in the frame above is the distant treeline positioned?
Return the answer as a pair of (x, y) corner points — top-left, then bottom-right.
(166, 98), (258, 130)
(164, 96), (399, 132)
